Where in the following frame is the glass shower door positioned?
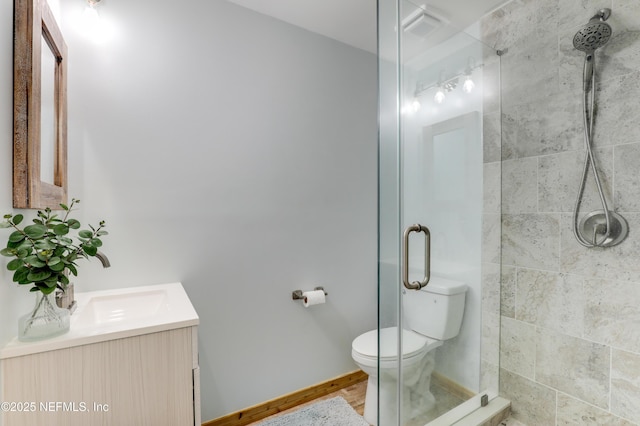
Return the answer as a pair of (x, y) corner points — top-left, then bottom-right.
(378, 0), (501, 424)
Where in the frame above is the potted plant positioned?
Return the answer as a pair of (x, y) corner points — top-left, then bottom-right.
(0, 199), (108, 341)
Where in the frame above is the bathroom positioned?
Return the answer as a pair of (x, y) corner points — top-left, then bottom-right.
(0, 0), (639, 425)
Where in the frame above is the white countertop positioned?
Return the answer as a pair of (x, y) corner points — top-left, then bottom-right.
(0, 282), (199, 359)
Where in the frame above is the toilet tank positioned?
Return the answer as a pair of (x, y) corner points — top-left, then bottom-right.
(403, 276), (467, 340)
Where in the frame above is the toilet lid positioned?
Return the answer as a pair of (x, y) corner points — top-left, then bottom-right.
(352, 327), (429, 360)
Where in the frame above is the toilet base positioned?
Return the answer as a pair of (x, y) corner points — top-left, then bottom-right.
(361, 351), (437, 425)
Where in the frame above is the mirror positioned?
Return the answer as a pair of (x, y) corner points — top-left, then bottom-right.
(14, 0), (68, 209)
(40, 34), (56, 185)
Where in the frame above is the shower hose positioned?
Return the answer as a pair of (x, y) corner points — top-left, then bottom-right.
(572, 53), (613, 247)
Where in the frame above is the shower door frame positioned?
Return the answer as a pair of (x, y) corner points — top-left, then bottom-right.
(377, 0), (502, 424)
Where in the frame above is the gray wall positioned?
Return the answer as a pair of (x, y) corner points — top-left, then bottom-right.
(0, 0), (378, 421)
(481, 0), (640, 424)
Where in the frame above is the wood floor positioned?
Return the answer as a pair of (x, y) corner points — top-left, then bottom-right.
(245, 373), (473, 425)
(247, 380), (367, 425)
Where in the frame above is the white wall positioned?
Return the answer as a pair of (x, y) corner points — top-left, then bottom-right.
(1, 0), (378, 421)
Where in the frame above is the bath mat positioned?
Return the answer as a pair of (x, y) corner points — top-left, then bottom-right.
(256, 396), (370, 426)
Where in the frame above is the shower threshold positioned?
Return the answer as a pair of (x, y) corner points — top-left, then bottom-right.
(426, 393), (510, 426)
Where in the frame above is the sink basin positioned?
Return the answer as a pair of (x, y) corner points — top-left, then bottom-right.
(75, 289), (169, 326)
(0, 282), (199, 359)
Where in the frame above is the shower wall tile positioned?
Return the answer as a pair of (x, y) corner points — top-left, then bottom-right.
(561, 213), (640, 282)
(584, 278), (640, 354)
(501, 265), (516, 319)
(500, 36), (560, 111)
(557, 393), (636, 426)
(557, 0), (615, 33)
(611, 349), (640, 423)
(538, 148), (614, 213)
(483, 162), (501, 214)
(502, 158), (537, 213)
(601, 29), (640, 86)
(614, 0), (640, 31)
(499, 368), (556, 426)
(500, 317), (536, 379)
(614, 143), (640, 212)
(479, 0), (537, 49)
(483, 112), (502, 163)
(535, 328), (610, 409)
(482, 213), (501, 264)
(502, 213), (560, 270)
(487, 0), (640, 421)
(500, 107), (518, 161)
(480, 359), (499, 393)
(558, 26), (588, 96)
(595, 71), (640, 147)
(503, 94), (583, 159)
(515, 269), (584, 337)
(482, 310), (500, 366)
(482, 262), (501, 315)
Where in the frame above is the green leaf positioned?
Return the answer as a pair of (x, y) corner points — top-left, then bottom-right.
(67, 264), (78, 276)
(50, 261), (66, 272)
(24, 225), (47, 239)
(59, 275), (70, 286)
(0, 222), (11, 229)
(59, 203), (69, 211)
(97, 230), (109, 236)
(35, 240), (56, 250)
(25, 255), (46, 268)
(44, 275), (58, 286)
(36, 251), (52, 262)
(13, 267), (31, 284)
(90, 238), (103, 247)
(38, 285), (56, 295)
(0, 248), (15, 257)
(12, 214), (24, 225)
(6, 259), (23, 271)
(79, 230), (93, 238)
(59, 237), (73, 246)
(27, 270), (52, 282)
(83, 245), (98, 256)
(47, 257), (61, 266)
(67, 219), (81, 229)
(53, 224), (69, 236)
(9, 231), (25, 243)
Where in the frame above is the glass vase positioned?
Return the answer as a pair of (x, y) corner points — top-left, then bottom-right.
(18, 291), (70, 342)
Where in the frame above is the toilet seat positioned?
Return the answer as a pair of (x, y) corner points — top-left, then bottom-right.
(352, 327), (442, 368)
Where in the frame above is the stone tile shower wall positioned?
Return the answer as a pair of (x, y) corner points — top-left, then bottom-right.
(481, 0), (640, 424)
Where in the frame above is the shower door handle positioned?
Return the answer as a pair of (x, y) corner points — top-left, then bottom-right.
(402, 224), (431, 290)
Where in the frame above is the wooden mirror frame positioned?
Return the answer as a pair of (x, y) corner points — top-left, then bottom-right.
(14, 0), (68, 209)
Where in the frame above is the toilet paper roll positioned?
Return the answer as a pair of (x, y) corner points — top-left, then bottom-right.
(302, 290), (326, 307)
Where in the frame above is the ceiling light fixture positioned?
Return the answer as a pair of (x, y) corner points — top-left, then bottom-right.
(413, 57), (483, 106)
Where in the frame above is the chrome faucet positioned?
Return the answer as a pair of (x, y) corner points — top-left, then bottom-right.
(56, 251), (110, 312)
(95, 251), (111, 268)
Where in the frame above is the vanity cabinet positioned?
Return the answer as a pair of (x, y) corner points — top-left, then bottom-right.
(0, 283), (200, 426)
(1, 326), (199, 426)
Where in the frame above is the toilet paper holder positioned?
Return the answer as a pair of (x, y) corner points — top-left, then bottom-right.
(292, 287), (328, 300)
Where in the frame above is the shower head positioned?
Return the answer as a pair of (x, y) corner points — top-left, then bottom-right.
(573, 9), (612, 53)
(573, 9), (612, 92)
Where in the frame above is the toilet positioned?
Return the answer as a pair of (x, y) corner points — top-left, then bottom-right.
(351, 276), (467, 425)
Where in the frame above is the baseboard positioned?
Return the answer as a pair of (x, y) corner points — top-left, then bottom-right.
(203, 370), (368, 426)
(431, 371), (475, 401)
